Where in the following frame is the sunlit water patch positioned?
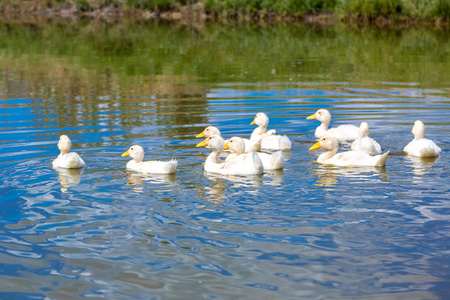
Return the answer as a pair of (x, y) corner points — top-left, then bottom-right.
(0, 21), (449, 299)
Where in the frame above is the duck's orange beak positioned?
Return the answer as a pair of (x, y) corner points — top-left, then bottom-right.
(121, 149), (130, 157)
(306, 113), (316, 120)
(196, 139), (207, 148)
(309, 141), (321, 151)
(196, 130), (205, 138)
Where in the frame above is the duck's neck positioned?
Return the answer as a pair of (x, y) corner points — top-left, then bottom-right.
(209, 150), (222, 163)
(414, 131), (425, 140)
(317, 148), (338, 163)
(319, 119), (330, 131)
(315, 122), (330, 138)
(251, 126), (267, 141)
(133, 155), (144, 163)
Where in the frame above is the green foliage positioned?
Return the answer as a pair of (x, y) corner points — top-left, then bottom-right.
(336, 0), (450, 20)
(266, 0), (337, 14)
(124, 0), (183, 10)
(74, 0), (92, 11)
(337, 0), (403, 18)
(433, 0), (450, 18)
(203, 0), (337, 14)
(0, 0), (447, 21)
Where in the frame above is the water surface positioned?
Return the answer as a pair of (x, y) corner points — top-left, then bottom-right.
(0, 20), (449, 299)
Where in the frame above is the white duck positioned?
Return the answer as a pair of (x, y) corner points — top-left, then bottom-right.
(52, 135), (85, 169)
(351, 122), (382, 155)
(309, 135), (389, 167)
(196, 135), (263, 175)
(306, 109), (359, 142)
(121, 145), (177, 174)
(224, 136), (284, 170)
(196, 125), (261, 153)
(250, 112), (292, 150)
(404, 120), (441, 157)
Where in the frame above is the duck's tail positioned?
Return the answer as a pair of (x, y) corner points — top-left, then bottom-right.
(269, 151), (284, 170)
(375, 151), (389, 167)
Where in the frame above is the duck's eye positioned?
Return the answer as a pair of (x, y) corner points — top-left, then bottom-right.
(131, 147), (133, 150)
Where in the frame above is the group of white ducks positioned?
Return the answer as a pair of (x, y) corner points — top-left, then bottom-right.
(52, 110), (442, 177)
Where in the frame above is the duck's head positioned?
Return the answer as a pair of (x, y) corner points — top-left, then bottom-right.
(309, 135), (339, 151)
(224, 137), (245, 155)
(196, 126), (221, 138)
(251, 112), (269, 127)
(412, 120), (425, 140)
(122, 145), (145, 163)
(306, 109), (331, 123)
(57, 135), (72, 155)
(196, 134), (225, 151)
(359, 122), (370, 137)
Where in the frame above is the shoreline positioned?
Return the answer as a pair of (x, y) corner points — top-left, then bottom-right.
(0, 2), (448, 27)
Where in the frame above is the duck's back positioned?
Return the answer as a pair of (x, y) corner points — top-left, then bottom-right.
(404, 138), (441, 157)
(243, 138), (261, 153)
(128, 160), (177, 174)
(351, 136), (382, 155)
(325, 150), (388, 167)
(53, 152), (85, 169)
(327, 125), (360, 142)
(257, 151), (284, 170)
(222, 152), (263, 175)
(261, 135), (292, 150)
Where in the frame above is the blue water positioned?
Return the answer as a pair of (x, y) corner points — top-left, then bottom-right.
(1, 20), (450, 298)
(1, 83), (449, 299)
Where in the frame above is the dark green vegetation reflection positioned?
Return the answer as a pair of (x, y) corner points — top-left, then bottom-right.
(2, 19), (449, 87)
(1, 19), (449, 131)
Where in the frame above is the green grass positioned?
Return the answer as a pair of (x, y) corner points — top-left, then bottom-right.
(337, 0), (450, 21)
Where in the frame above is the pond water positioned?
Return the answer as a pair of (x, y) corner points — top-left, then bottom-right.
(0, 19), (450, 299)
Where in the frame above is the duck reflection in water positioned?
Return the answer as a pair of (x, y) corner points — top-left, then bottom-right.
(198, 173), (265, 203)
(263, 169), (284, 186)
(197, 175), (228, 204)
(54, 167), (83, 193)
(312, 165), (388, 188)
(406, 156), (439, 183)
(126, 172), (176, 188)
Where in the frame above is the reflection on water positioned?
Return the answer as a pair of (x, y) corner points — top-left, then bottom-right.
(0, 19), (449, 300)
(127, 172), (177, 186)
(198, 174), (228, 203)
(54, 167), (83, 193)
(312, 164), (389, 188)
(405, 156), (440, 183)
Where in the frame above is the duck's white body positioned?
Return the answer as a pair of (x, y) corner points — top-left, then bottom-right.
(197, 126), (261, 153)
(225, 137), (284, 170)
(310, 136), (388, 167)
(351, 137), (382, 155)
(404, 121), (441, 158)
(197, 135), (263, 175)
(250, 112), (292, 150)
(52, 135), (85, 169)
(255, 152), (284, 170)
(351, 122), (382, 155)
(53, 153), (86, 169)
(122, 145), (177, 174)
(126, 159), (177, 174)
(307, 109), (359, 142)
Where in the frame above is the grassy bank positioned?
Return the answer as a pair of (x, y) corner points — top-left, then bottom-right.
(0, 0), (448, 24)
